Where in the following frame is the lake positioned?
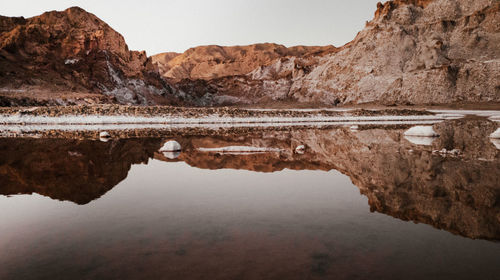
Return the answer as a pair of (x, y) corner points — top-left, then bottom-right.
(0, 117), (499, 279)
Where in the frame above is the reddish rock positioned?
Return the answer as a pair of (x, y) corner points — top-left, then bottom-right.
(0, 7), (180, 105)
(152, 44), (336, 81)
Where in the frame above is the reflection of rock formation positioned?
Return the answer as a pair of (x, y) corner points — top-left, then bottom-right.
(0, 138), (162, 204)
(154, 119), (500, 240)
(0, 118), (498, 240)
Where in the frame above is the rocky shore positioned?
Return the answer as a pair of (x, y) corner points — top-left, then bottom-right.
(0, 105), (435, 118)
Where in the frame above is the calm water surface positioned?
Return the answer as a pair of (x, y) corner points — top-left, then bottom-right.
(0, 118), (499, 279)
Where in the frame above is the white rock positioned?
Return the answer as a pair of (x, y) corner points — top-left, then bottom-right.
(64, 58), (79, 65)
(350, 125), (359, 131)
(490, 138), (500, 150)
(160, 140), (181, 152)
(404, 126), (438, 137)
(295, 145), (306, 154)
(162, 151), (181, 159)
(99, 131), (110, 138)
(404, 136), (435, 146)
(198, 146), (281, 153)
(490, 128), (500, 139)
(433, 148), (462, 157)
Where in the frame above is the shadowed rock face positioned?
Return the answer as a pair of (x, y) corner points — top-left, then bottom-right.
(0, 118), (499, 239)
(163, 0), (500, 106)
(0, 7), (180, 106)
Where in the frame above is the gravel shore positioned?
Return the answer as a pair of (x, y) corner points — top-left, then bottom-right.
(0, 105), (434, 118)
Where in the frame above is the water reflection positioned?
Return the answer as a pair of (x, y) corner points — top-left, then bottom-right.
(0, 118), (499, 241)
(1, 118), (499, 279)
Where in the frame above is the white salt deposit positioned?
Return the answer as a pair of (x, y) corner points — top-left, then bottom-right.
(0, 114), (462, 125)
(159, 140), (181, 152)
(490, 138), (500, 150)
(404, 126), (439, 137)
(99, 131), (110, 138)
(295, 145), (306, 154)
(489, 128), (500, 139)
(162, 151), (181, 159)
(198, 146), (282, 153)
(430, 110), (500, 118)
(404, 136), (435, 146)
(433, 149), (461, 157)
(64, 58), (79, 65)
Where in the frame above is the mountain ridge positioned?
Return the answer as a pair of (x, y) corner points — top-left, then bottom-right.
(1, 0), (499, 107)
(160, 0), (500, 106)
(0, 7), (181, 106)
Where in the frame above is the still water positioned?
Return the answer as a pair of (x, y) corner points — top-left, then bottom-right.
(0, 118), (499, 279)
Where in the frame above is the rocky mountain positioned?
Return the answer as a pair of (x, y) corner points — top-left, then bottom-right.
(152, 44), (336, 81)
(160, 0), (500, 106)
(1, 0), (499, 107)
(0, 7), (180, 106)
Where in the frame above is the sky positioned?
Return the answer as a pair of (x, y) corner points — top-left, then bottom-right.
(2, 0), (381, 55)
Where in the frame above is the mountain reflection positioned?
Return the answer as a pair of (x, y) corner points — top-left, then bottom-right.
(0, 118), (499, 240)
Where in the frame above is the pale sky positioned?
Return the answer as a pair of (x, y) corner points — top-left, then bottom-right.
(2, 0), (381, 55)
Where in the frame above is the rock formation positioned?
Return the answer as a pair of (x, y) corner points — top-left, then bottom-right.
(0, 7), (180, 106)
(1, 0), (499, 106)
(152, 44), (336, 81)
(160, 0), (500, 106)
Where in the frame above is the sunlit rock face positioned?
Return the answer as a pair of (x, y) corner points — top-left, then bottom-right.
(0, 138), (162, 204)
(164, 0), (500, 106)
(2, 0), (498, 106)
(152, 44), (336, 82)
(1, 119), (498, 240)
(0, 7), (181, 106)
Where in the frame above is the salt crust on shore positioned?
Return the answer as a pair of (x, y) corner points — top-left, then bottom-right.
(404, 126), (439, 137)
(198, 146), (282, 153)
(404, 136), (436, 146)
(0, 114), (463, 125)
(0, 120), (445, 134)
(490, 128), (500, 139)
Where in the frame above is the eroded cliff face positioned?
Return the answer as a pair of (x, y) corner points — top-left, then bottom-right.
(0, 7), (180, 106)
(1, 118), (498, 239)
(162, 0), (500, 106)
(2, 1), (498, 107)
(152, 44), (336, 82)
(292, 0), (500, 105)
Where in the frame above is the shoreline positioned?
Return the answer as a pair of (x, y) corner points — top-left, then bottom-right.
(0, 105), (498, 138)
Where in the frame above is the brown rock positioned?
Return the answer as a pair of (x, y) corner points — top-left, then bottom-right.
(152, 43), (336, 81)
(164, 0), (500, 107)
(0, 7), (180, 105)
